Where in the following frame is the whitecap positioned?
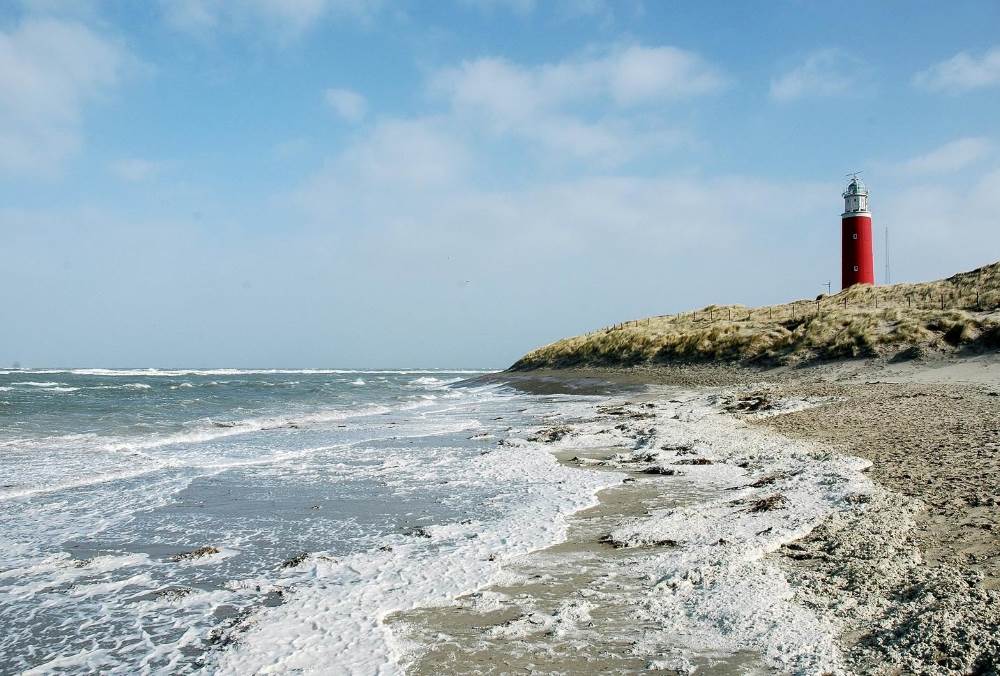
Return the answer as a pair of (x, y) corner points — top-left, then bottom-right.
(53, 368), (496, 377)
(409, 376), (463, 388)
(211, 425), (617, 676)
(410, 376), (444, 386)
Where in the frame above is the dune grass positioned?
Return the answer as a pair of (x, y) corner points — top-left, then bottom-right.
(512, 261), (1000, 370)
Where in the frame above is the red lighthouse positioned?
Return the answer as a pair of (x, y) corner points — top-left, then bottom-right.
(841, 175), (874, 289)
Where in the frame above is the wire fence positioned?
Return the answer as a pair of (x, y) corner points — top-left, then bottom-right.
(598, 287), (1000, 333)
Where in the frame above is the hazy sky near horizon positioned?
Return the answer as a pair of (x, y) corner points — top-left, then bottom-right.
(2, 1), (999, 368)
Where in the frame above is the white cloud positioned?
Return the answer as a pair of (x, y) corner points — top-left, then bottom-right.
(110, 158), (164, 182)
(607, 45), (724, 104)
(299, 46), (722, 222)
(430, 45), (721, 163)
(294, 122), (829, 254)
(897, 137), (992, 176)
(913, 46), (1000, 93)
(289, 122), (838, 333)
(770, 49), (863, 102)
(0, 18), (126, 176)
(435, 45), (724, 116)
(296, 118), (471, 213)
(344, 118), (470, 188)
(324, 88), (367, 122)
(161, 0), (383, 39)
(293, 88), (823, 276)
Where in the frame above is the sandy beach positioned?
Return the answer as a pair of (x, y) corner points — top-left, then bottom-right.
(392, 353), (1000, 674)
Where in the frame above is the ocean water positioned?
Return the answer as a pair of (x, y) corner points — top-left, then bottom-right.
(0, 369), (614, 674)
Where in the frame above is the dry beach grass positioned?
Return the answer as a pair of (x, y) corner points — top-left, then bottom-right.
(513, 261), (1000, 369)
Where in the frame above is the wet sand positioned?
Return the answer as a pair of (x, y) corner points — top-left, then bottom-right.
(400, 353), (1000, 674)
(392, 447), (769, 675)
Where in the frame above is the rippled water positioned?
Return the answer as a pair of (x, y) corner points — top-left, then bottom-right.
(0, 368), (612, 674)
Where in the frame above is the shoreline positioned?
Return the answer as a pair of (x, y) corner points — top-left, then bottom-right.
(393, 446), (770, 674)
(391, 390), (786, 674)
(398, 353), (1000, 673)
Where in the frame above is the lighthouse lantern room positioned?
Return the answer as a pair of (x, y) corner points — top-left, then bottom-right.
(841, 174), (875, 289)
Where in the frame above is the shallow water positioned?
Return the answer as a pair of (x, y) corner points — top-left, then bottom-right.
(398, 451), (773, 675)
(0, 369), (615, 674)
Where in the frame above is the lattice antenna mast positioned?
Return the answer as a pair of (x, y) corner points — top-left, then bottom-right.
(885, 225), (890, 285)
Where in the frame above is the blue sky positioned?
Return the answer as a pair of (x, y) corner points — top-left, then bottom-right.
(2, 0), (999, 367)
